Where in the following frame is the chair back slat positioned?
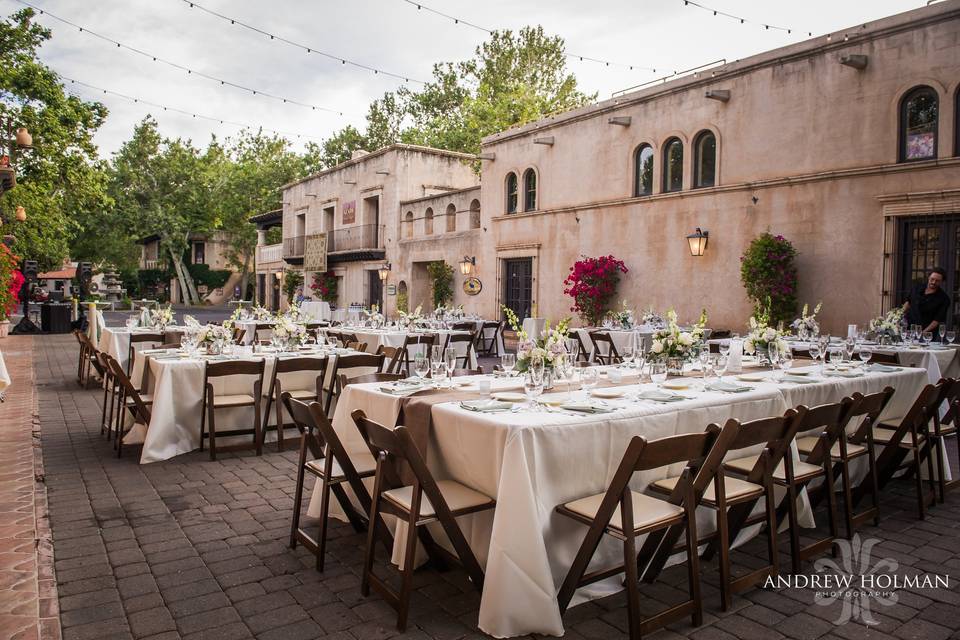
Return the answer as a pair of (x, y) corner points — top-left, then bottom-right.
(107, 356), (152, 423)
(632, 430), (718, 472)
(205, 359), (266, 378)
(274, 356), (328, 375)
(339, 373), (404, 389)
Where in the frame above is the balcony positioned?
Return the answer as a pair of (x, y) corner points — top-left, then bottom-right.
(329, 223), (380, 253)
(140, 259), (162, 271)
(283, 235), (305, 263)
(257, 243), (283, 265)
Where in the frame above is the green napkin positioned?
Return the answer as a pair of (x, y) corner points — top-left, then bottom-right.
(459, 400), (513, 413)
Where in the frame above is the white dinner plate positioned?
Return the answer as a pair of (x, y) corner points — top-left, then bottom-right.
(662, 380), (692, 390)
(591, 388), (625, 399)
(737, 373), (766, 382)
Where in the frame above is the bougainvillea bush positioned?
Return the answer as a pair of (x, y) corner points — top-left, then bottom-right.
(563, 255), (628, 326)
(739, 232), (798, 327)
(310, 271), (338, 303)
(0, 244), (22, 321)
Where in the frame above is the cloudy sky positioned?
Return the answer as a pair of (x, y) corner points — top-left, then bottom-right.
(4, 0), (923, 158)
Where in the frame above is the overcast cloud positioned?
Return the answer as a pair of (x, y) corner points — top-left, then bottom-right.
(3, 0), (923, 158)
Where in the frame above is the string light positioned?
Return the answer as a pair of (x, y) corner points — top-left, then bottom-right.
(59, 75), (325, 140)
(179, 0), (427, 84)
(15, 0), (346, 116)
(400, 0), (661, 74)
(680, 0), (814, 36)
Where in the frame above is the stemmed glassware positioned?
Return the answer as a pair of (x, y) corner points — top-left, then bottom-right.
(939, 325), (947, 344)
(444, 347), (457, 388)
(125, 316), (138, 331)
(501, 353), (516, 376)
(650, 362), (667, 386)
(580, 367), (598, 399)
(858, 346), (872, 367)
(524, 355), (545, 409)
(947, 330), (956, 344)
(778, 349), (793, 380)
(698, 348), (711, 381)
(808, 342), (821, 372)
(844, 338), (855, 363)
(414, 354), (430, 382)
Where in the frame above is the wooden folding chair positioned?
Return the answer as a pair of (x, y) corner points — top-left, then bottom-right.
(345, 341), (368, 352)
(861, 381), (945, 519)
(127, 332), (164, 375)
(451, 321), (476, 332)
(105, 356), (153, 459)
(567, 330), (591, 363)
(74, 329), (89, 385)
(931, 378), (960, 502)
(588, 331), (622, 365)
(650, 412), (799, 610)
(262, 356), (329, 451)
(352, 410), (495, 632)
(97, 351), (119, 439)
(281, 395), (390, 571)
(324, 352), (386, 415)
(443, 330), (477, 369)
(451, 367), (484, 376)
(477, 321), (503, 356)
(867, 352), (900, 365)
(396, 334), (436, 377)
(338, 373), (405, 389)
(803, 388), (893, 537)
(556, 429), (721, 637)
(199, 359), (266, 460)
(375, 345), (402, 374)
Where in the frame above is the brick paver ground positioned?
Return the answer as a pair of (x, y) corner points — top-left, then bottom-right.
(26, 334), (960, 640)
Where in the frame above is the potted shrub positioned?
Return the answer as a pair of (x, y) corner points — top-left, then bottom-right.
(0, 245), (23, 338)
(563, 255), (629, 326)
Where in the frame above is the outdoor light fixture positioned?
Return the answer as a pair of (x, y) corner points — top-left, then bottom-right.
(459, 256), (476, 275)
(533, 136), (555, 146)
(705, 90), (731, 102)
(839, 54), (868, 70)
(378, 261), (392, 281)
(686, 228), (709, 256)
(608, 116), (632, 127)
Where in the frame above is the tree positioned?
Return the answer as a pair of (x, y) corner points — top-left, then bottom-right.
(109, 118), (220, 305)
(0, 8), (111, 270)
(313, 25), (595, 168)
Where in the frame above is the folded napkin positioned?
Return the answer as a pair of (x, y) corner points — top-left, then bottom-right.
(559, 402), (615, 414)
(459, 400), (513, 413)
(825, 370), (864, 378)
(867, 364), (899, 373)
(637, 389), (684, 402)
(141, 348), (173, 355)
(379, 384), (428, 396)
(705, 381), (752, 393)
(780, 374), (818, 384)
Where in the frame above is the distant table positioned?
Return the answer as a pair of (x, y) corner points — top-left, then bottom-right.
(0, 350), (9, 393)
(300, 300), (331, 322)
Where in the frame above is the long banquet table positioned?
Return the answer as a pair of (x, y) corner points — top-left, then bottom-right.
(327, 328), (480, 368)
(314, 362), (927, 637)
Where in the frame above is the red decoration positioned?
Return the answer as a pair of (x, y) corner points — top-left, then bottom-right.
(562, 255), (628, 326)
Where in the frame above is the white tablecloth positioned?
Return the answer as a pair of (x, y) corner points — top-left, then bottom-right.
(331, 329), (479, 368)
(300, 300), (331, 322)
(127, 348), (372, 463)
(0, 350), (9, 393)
(315, 364), (926, 637)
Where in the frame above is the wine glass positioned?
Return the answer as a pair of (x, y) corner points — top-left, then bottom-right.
(444, 347), (457, 387)
(778, 349), (793, 380)
(650, 362), (667, 386)
(767, 343), (781, 369)
(580, 367), (598, 399)
(947, 330), (956, 344)
(524, 356), (545, 409)
(501, 353), (516, 376)
(621, 341), (635, 369)
(431, 344), (444, 371)
(414, 353), (430, 381)
(858, 347), (872, 367)
(828, 347), (844, 371)
(808, 343), (821, 367)
(716, 355), (729, 384)
(698, 348), (711, 380)
(719, 341), (731, 358)
(939, 325), (947, 343)
(844, 339), (855, 363)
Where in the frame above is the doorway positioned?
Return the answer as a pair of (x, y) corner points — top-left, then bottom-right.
(367, 270), (383, 310)
(897, 214), (960, 324)
(503, 258), (533, 320)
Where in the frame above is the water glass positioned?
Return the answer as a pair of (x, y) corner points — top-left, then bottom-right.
(698, 348), (711, 379)
(125, 316), (138, 331)
(947, 330), (956, 344)
(858, 347), (872, 366)
(650, 362), (667, 386)
(580, 367), (598, 398)
(778, 349), (793, 379)
(719, 341), (730, 358)
(921, 331), (933, 346)
(431, 345), (444, 368)
(477, 378), (491, 398)
(414, 354), (430, 380)
(444, 347), (457, 386)
(501, 353), (516, 375)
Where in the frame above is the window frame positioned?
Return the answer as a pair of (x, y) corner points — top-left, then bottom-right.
(693, 130), (717, 189)
(523, 168), (537, 212)
(404, 211), (414, 239)
(424, 207), (434, 235)
(445, 203), (457, 232)
(633, 143), (654, 197)
(662, 137), (684, 193)
(898, 85), (939, 163)
(505, 172), (519, 214)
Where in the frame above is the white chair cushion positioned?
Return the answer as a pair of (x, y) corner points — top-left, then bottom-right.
(213, 394), (256, 408)
(305, 453), (376, 479)
(650, 475), (762, 503)
(383, 480), (493, 517)
(796, 436), (866, 458)
(724, 454), (823, 481)
(563, 491), (683, 532)
(872, 426), (924, 444)
(264, 388), (317, 400)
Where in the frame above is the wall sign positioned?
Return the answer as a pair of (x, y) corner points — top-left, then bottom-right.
(463, 277), (482, 296)
(387, 284), (397, 296)
(304, 233), (328, 272)
(342, 200), (356, 225)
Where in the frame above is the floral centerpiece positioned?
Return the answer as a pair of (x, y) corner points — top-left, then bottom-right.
(311, 271), (338, 303)
(649, 309), (708, 374)
(503, 306), (569, 380)
(271, 314), (306, 351)
(605, 300), (635, 329)
(252, 305), (273, 320)
(640, 307), (664, 328)
(790, 302), (822, 341)
(743, 306), (788, 362)
(149, 304), (174, 331)
(363, 304), (385, 327)
(196, 323), (233, 353)
(398, 304), (423, 329)
(869, 306), (905, 343)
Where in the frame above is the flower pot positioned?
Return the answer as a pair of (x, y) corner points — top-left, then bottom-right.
(0, 320), (9, 338)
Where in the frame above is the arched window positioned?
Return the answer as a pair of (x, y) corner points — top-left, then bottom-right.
(404, 211), (414, 239)
(424, 207), (434, 235)
(899, 86), (938, 162)
(445, 203), (457, 232)
(693, 130), (717, 188)
(633, 144), (654, 196)
(469, 199), (481, 229)
(662, 138), (683, 192)
(505, 172), (518, 214)
(523, 169), (537, 211)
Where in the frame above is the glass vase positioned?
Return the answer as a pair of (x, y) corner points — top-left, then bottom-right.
(666, 357), (684, 377)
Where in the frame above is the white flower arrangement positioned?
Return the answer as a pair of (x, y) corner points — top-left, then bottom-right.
(149, 304), (174, 330)
(222, 307), (243, 331)
(790, 302), (822, 340)
(503, 305), (570, 372)
(252, 305), (272, 320)
(869, 306), (905, 340)
(649, 308), (708, 361)
(283, 302), (305, 322)
(363, 304), (385, 325)
(743, 308), (787, 356)
(271, 314), (306, 346)
(640, 307), (665, 328)
(608, 300), (635, 329)
(195, 323), (232, 347)
(398, 304), (423, 327)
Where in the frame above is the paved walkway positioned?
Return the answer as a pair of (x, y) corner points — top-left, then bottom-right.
(18, 334), (960, 639)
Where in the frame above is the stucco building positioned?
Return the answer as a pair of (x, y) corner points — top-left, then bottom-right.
(138, 231), (242, 304)
(256, 1), (960, 333)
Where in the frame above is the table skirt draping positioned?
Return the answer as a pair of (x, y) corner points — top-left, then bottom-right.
(300, 300), (332, 322)
(331, 329), (479, 369)
(0, 350), (10, 393)
(311, 365), (926, 637)
(127, 350), (375, 463)
(99, 326), (185, 384)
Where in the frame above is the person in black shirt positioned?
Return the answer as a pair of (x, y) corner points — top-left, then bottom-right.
(903, 267), (950, 332)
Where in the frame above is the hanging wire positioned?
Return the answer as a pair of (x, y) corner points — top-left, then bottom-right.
(679, 0), (814, 36)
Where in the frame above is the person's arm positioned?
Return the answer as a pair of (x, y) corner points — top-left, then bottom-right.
(923, 319), (940, 332)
